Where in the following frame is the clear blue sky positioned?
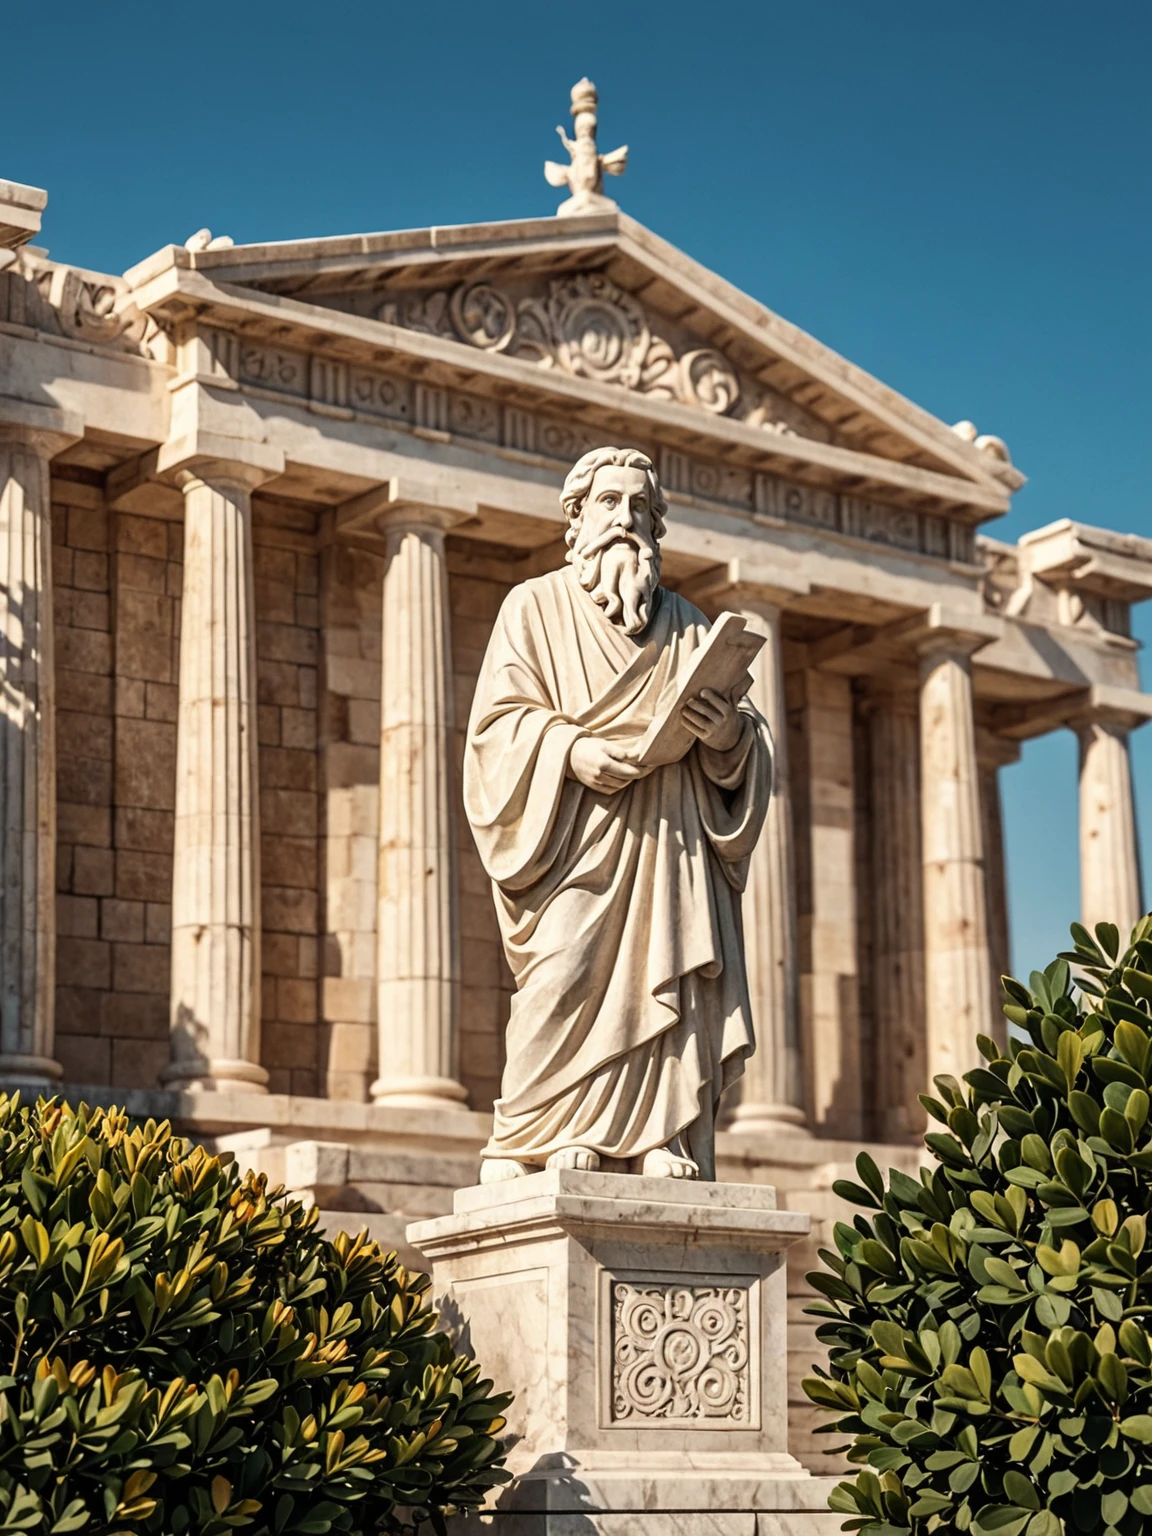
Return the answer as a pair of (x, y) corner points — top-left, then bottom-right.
(5, 0), (1151, 979)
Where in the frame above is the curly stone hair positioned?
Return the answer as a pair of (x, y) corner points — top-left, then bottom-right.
(559, 447), (668, 553)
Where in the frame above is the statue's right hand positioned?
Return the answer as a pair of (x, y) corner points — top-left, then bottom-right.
(567, 737), (646, 793)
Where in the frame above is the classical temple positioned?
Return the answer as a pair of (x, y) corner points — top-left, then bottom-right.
(1, 86), (1150, 1463)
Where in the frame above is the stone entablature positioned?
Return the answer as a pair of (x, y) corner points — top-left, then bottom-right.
(195, 323), (977, 566)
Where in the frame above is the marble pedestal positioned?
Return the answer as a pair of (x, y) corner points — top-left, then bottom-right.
(407, 1170), (842, 1534)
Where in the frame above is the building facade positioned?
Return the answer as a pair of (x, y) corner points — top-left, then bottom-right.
(1, 151), (1150, 1461)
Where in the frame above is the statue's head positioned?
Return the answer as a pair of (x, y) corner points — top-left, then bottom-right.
(561, 448), (668, 636)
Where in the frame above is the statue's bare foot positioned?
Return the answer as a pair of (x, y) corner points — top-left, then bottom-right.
(546, 1146), (601, 1172)
(642, 1146), (699, 1179)
(480, 1157), (533, 1183)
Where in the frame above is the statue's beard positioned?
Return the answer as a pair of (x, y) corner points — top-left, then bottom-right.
(572, 531), (660, 636)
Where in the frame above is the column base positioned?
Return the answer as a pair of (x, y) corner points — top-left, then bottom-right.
(159, 1057), (270, 1094)
(370, 1073), (469, 1109)
(0, 1053), (63, 1092)
(726, 1101), (810, 1136)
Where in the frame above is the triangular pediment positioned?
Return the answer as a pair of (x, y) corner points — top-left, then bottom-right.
(169, 212), (1021, 498)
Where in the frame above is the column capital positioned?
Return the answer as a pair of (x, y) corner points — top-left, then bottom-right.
(679, 558), (811, 615)
(0, 400), (84, 461)
(911, 603), (1003, 662)
(1070, 684), (1152, 735)
(107, 434), (285, 511)
(975, 728), (1022, 771)
(337, 478), (478, 541)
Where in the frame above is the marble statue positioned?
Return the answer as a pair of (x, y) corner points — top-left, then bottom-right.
(464, 447), (773, 1182)
(544, 79), (628, 216)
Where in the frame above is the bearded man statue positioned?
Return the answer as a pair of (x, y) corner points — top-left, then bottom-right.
(464, 447), (773, 1181)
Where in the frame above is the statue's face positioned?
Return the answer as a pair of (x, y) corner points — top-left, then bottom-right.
(571, 463), (660, 636)
(578, 465), (655, 553)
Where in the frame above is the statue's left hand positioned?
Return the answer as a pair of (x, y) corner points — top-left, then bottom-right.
(681, 688), (744, 752)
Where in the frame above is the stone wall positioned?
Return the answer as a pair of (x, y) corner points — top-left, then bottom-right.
(447, 545), (515, 1114)
(253, 498), (321, 1097)
(54, 476), (179, 1088)
(53, 487), (325, 1097)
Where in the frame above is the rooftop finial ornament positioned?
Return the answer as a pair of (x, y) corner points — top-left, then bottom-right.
(544, 78), (628, 217)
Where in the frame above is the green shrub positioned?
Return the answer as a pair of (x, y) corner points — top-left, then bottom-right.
(0, 1095), (510, 1535)
(804, 917), (1152, 1536)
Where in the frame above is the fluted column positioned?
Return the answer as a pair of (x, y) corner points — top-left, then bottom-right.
(0, 425), (73, 1088)
(162, 464), (268, 1092)
(1078, 705), (1143, 939)
(866, 688), (926, 1138)
(727, 598), (806, 1134)
(919, 634), (993, 1084)
(977, 730), (1019, 1036)
(371, 507), (467, 1109)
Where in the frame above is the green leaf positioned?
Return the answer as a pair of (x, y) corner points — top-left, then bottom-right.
(984, 1257), (1027, 1291)
(1026, 1514), (1062, 1536)
(1003, 1471), (1041, 1510)
(1123, 967), (1152, 1002)
(973, 1507), (1030, 1536)
(855, 1151), (885, 1202)
(1009, 1424), (1039, 1460)
(1096, 921), (1120, 959)
(20, 1216), (50, 1265)
(832, 1179), (879, 1209)
(1120, 1415), (1152, 1442)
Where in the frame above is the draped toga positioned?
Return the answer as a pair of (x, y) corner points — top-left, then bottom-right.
(463, 567), (772, 1177)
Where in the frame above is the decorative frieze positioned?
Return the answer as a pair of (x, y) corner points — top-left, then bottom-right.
(203, 329), (976, 564)
(239, 343), (308, 397)
(348, 368), (410, 420)
(754, 475), (837, 529)
(610, 1279), (752, 1425)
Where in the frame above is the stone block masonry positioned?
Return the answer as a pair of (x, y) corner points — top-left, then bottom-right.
(52, 485), (322, 1094)
(54, 477), (178, 1089)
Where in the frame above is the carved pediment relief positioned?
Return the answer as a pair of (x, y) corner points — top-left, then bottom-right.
(330, 271), (830, 443)
(0, 248), (159, 356)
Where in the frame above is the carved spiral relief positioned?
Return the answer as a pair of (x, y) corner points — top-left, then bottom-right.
(0, 250), (157, 355)
(373, 272), (766, 422)
(449, 282), (517, 352)
(678, 349), (740, 415)
(545, 273), (649, 388)
(611, 1281), (750, 1423)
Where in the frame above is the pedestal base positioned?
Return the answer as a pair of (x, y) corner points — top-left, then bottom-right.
(408, 1170), (843, 1534)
